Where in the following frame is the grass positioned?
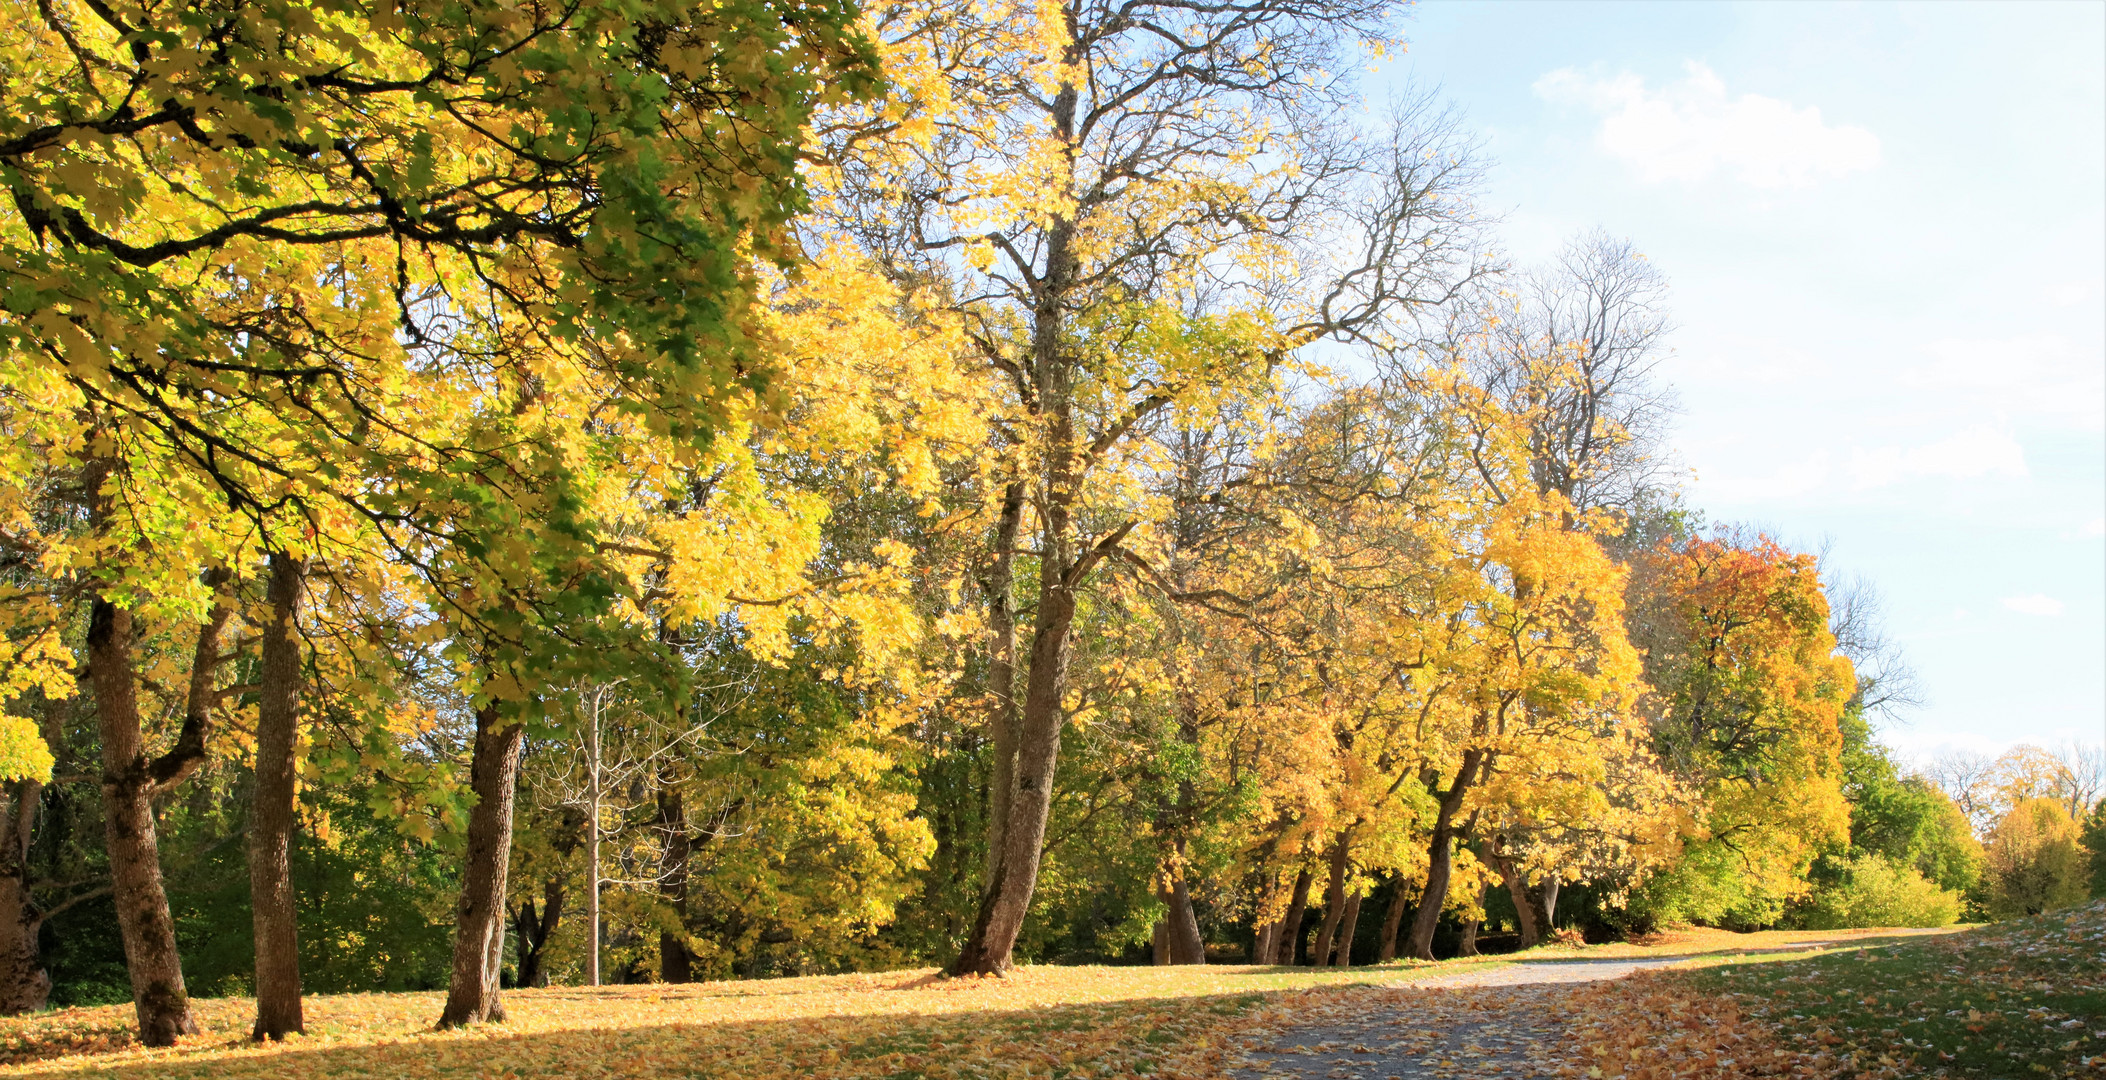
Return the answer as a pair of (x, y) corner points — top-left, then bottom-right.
(0, 913), (2088, 1079)
(1674, 899), (2106, 1078)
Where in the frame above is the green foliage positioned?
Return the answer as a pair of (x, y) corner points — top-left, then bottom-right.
(2087, 798), (2106, 899)
(1835, 709), (1981, 894)
(1794, 851), (1961, 930)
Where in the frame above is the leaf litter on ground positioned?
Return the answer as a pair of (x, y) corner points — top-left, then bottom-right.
(0, 914), (2091, 1079)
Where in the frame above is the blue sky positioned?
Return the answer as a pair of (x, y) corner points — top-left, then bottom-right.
(1368, 1), (2105, 761)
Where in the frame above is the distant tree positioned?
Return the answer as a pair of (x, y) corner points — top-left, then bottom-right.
(1980, 798), (2089, 918)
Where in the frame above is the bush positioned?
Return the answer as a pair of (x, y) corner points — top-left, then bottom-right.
(1796, 852), (1962, 929)
(1980, 797), (2089, 918)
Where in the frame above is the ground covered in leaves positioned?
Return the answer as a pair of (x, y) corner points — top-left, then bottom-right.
(0, 915), (2092, 1079)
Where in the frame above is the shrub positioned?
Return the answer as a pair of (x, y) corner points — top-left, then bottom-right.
(1796, 852), (1962, 929)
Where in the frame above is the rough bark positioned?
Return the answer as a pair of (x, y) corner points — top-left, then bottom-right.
(513, 879), (564, 988)
(657, 780), (693, 983)
(1407, 749), (1484, 962)
(1309, 838), (1350, 967)
(1489, 845), (1540, 948)
(1273, 866), (1314, 964)
(1333, 890), (1364, 967)
(1150, 919), (1168, 965)
(249, 552), (305, 1041)
(437, 705), (525, 1028)
(948, 71), (1102, 977)
(0, 779), (49, 1015)
(982, 481), (1026, 883)
(1377, 875), (1412, 963)
(90, 556), (231, 1046)
(1159, 874), (1206, 965)
(948, 394), (1087, 972)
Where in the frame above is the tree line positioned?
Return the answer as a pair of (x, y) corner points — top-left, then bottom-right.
(1, 0), (2100, 1049)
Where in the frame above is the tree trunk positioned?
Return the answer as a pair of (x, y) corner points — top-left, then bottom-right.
(1333, 889), (1364, 967)
(1530, 877), (1560, 941)
(1407, 749), (1484, 962)
(1151, 919), (1168, 965)
(437, 704), (525, 1027)
(0, 778), (49, 1015)
(948, 462), (1089, 973)
(585, 690), (603, 987)
(657, 779), (693, 983)
(1377, 875), (1412, 963)
(982, 481), (1025, 883)
(1273, 866), (1314, 964)
(1309, 837), (1350, 967)
(91, 572), (232, 1046)
(1458, 881), (1487, 957)
(513, 879), (564, 988)
(1253, 920), (1275, 965)
(947, 74), (1098, 977)
(1490, 846), (1540, 948)
(249, 553), (305, 1041)
(92, 598), (199, 1046)
(1159, 875), (1206, 965)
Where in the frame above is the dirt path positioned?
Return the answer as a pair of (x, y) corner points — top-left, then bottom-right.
(1227, 956), (1721, 1080)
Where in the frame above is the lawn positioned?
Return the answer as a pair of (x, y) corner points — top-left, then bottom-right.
(1557, 900), (2106, 1079)
(0, 912), (2092, 1079)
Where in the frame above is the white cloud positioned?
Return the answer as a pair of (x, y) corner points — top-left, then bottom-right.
(1847, 425), (2028, 489)
(2085, 516), (2105, 538)
(1910, 334), (2106, 431)
(1535, 62), (1881, 188)
(2002, 594), (2065, 617)
(2048, 278), (2103, 307)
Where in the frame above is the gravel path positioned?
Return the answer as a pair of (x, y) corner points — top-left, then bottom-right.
(1227, 956), (1697, 1080)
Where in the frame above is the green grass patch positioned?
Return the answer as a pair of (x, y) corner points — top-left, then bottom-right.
(1681, 900), (2106, 1078)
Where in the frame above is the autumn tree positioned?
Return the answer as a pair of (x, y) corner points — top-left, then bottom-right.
(3, 0), (884, 1040)
(821, 0), (1488, 972)
(1628, 530), (1855, 928)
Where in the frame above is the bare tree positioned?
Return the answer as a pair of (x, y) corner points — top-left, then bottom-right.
(1457, 229), (1681, 514)
(1825, 572), (1925, 722)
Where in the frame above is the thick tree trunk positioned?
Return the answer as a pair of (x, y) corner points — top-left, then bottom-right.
(947, 574), (1071, 974)
(1530, 878), (1560, 941)
(437, 705), (525, 1027)
(1253, 919), (1276, 965)
(1309, 838), (1350, 967)
(513, 879), (564, 988)
(1151, 919), (1168, 965)
(249, 553), (305, 1041)
(0, 779), (49, 1015)
(1377, 876), (1412, 963)
(84, 466), (230, 1046)
(947, 72), (1103, 977)
(1407, 749), (1484, 962)
(1489, 846), (1540, 948)
(982, 481), (1025, 883)
(91, 598), (201, 1046)
(657, 780), (693, 983)
(1273, 866), (1314, 964)
(1159, 875), (1206, 965)
(1333, 890), (1364, 967)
